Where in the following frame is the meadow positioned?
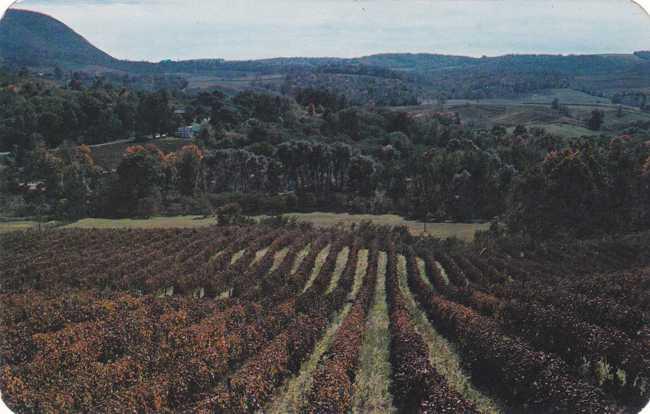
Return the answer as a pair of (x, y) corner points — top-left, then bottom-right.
(0, 214), (489, 241)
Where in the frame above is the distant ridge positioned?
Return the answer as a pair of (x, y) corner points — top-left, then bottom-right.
(1, 7), (650, 79)
(635, 51), (650, 60)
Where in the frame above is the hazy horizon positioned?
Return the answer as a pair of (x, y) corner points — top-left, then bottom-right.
(9, 0), (650, 62)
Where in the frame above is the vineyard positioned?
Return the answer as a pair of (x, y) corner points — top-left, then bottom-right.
(0, 225), (649, 413)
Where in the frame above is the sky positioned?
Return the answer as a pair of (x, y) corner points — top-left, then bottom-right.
(5, 0), (650, 61)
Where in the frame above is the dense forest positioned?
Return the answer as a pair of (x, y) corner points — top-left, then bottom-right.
(1, 66), (649, 240)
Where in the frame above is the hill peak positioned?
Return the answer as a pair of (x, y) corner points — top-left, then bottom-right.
(0, 8), (117, 69)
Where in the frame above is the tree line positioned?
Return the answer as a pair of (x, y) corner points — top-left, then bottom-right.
(1, 69), (649, 239)
(0, 70), (183, 152)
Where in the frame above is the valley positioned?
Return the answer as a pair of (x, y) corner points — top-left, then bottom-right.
(1, 4), (649, 414)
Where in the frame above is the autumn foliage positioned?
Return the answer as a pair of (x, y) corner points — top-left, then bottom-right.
(0, 226), (648, 412)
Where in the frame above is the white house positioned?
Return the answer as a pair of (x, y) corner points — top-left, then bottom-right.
(177, 126), (193, 139)
(176, 122), (204, 139)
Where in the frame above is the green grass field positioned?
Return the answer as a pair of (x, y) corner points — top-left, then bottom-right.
(64, 216), (217, 229)
(447, 88), (613, 107)
(424, 104), (650, 138)
(0, 220), (39, 233)
(404, 88), (650, 137)
(67, 213), (488, 241)
(516, 123), (596, 138)
(185, 74), (285, 91)
(1, 213), (488, 241)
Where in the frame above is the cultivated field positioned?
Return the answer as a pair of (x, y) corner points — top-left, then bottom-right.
(184, 74), (286, 92)
(447, 88), (614, 107)
(398, 88), (650, 136)
(1, 225), (648, 413)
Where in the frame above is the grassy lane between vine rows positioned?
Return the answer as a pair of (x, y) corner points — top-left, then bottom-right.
(270, 247), (290, 273)
(302, 244), (331, 292)
(267, 246), (366, 413)
(290, 243), (311, 274)
(326, 247), (351, 294)
(352, 251), (397, 414)
(397, 254), (502, 414)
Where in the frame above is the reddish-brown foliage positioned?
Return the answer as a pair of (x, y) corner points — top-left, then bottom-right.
(0, 227), (647, 413)
(386, 244), (479, 413)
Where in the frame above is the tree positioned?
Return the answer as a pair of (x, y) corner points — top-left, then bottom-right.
(210, 102), (241, 131)
(348, 155), (377, 196)
(57, 145), (98, 219)
(175, 144), (204, 196)
(507, 148), (602, 237)
(385, 132), (413, 156)
(137, 91), (173, 139)
(587, 110), (605, 131)
(23, 143), (63, 211)
(247, 120), (270, 143)
(436, 94), (447, 110)
(513, 125), (527, 136)
(449, 169), (473, 220)
(115, 100), (137, 138)
(338, 108), (360, 140)
(491, 125), (507, 137)
(21, 143), (98, 219)
(37, 112), (63, 147)
(386, 112), (413, 135)
(233, 91), (291, 123)
(195, 90), (226, 108)
(114, 145), (166, 216)
(551, 98), (560, 110)
(196, 124), (218, 148)
(53, 66), (64, 81)
(295, 88), (346, 112)
(215, 202), (244, 225)
(641, 157), (650, 225)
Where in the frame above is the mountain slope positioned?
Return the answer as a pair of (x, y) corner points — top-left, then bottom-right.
(0, 9), (159, 73)
(0, 9), (118, 68)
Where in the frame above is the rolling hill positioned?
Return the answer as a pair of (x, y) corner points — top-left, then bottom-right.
(0, 9), (118, 68)
(0, 9), (156, 72)
(2, 8), (650, 104)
